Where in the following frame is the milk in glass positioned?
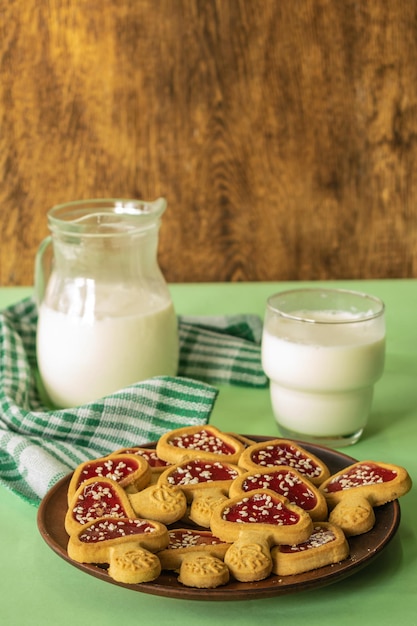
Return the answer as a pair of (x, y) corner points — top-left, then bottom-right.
(261, 290), (386, 447)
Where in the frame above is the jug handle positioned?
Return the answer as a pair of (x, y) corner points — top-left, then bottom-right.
(34, 236), (52, 307)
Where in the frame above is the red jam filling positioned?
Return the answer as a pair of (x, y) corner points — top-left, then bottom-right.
(76, 457), (140, 490)
(79, 518), (155, 543)
(222, 492), (300, 526)
(242, 470), (318, 511)
(169, 428), (236, 455)
(279, 526), (336, 553)
(167, 529), (225, 549)
(71, 480), (129, 525)
(166, 460), (239, 486)
(250, 443), (322, 479)
(323, 463), (398, 493)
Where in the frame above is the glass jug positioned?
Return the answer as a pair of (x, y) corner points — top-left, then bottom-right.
(34, 198), (179, 409)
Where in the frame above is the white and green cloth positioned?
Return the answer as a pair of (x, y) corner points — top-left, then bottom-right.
(0, 297), (267, 506)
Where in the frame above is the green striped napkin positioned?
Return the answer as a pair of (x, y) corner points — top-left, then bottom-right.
(0, 297), (267, 506)
(178, 314), (265, 387)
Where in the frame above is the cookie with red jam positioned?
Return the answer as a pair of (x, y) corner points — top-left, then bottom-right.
(67, 516), (169, 584)
(67, 453), (152, 504)
(65, 477), (137, 535)
(210, 489), (313, 582)
(319, 460), (412, 507)
(156, 425), (245, 465)
(238, 439), (330, 486)
(271, 522), (349, 576)
(229, 466), (328, 521)
(319, 460), (412, 536)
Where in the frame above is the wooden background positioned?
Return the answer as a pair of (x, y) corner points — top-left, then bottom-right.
(1, 0), (417, 286)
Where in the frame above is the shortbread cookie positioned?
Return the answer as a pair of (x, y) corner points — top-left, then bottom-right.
(108, 545), (162, 584)
(210, 489), (313, 582)
(110, 446), (171, 483)
(319, 460), (412, 536)
(229, 466), (328, 521)
(157, 458), (243, 527)
(271, 522), (349, 576)
(327, 493), (375, 536)
(156, 426), (245, 465)
(67, 516), (169, 584)
(238, 439), (330, 486)
(178, 554), (230, 589)
(65, 477), (136, 535)
(158, 528), (231, 588)
(128, 483), (187, 525)
(319, 460), (412, 507)
(67, 453), (151, 504)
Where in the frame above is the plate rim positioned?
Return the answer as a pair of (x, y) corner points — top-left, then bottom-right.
(37, 435), (401, 601)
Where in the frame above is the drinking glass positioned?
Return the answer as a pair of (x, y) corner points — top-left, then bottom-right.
(261, 288), (386, 447)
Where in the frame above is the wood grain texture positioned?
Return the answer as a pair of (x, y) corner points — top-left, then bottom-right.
(1, 0), (417, 285)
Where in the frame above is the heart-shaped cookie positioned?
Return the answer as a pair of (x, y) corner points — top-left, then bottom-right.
(68, 516), (169, 584)
(229, 466), (328, 521)
(156, 425), (245, 465)
(65, 477), (136, 535)
(67, 453), (151, 504)
(239, 439), (330, 486)
(319, 460), (412, 536)
(210, 489), (313, 582)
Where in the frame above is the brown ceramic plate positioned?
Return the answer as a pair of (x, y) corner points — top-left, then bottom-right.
(37, 436), (400, 601)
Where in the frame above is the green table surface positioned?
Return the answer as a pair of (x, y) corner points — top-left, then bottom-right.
(1, 280), (416, 626)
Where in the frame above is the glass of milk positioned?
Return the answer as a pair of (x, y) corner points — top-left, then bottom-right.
(35, 198), (179, 409)
(261, 288), (386, 447)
